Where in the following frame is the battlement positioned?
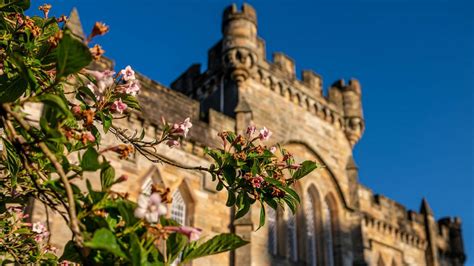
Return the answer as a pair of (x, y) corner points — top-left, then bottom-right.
(359, 185), (427, 227)
(171, 3), (366, 147)
(223, 3), (257, 26)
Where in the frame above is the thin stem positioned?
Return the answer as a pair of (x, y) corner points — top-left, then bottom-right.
(2, 104), (83, 247)
(163, 238), (168, 265)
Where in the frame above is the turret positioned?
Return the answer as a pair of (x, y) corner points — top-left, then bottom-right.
(329, 79), (365, 147)
(221, 3), (259, 84)
(438, 217), (466, 266)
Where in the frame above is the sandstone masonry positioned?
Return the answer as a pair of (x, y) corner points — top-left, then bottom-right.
(31, 4), (466, 266)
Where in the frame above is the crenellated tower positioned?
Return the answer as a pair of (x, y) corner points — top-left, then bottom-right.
(221, 3), (259, 85)
(32, 5), (465, 266)
(329, 79), (365, 147)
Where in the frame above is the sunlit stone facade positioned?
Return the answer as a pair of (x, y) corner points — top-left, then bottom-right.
(31, 4), (466, 266)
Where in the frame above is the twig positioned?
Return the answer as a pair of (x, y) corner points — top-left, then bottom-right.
(110, 125), (209, 172)
(2, 104), (83, 247)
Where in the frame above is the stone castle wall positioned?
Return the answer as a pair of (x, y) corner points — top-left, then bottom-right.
(29, 3), (466, 266)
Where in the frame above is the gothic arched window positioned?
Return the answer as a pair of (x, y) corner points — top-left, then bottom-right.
(267, 207), (278, 256)
(305, 193), (317, 266)
(171, 189), (186, 225)
(287, 213), (298, 261)
(323, 199), (334, 266)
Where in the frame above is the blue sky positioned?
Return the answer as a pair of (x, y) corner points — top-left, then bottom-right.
(29, 0), (473, 262)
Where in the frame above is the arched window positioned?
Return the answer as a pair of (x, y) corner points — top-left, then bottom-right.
(305, 193), (317, 266)
(170, 189), (187, 266)
(267, 207), (278, 256)
(287, 213), (298, 261)
(377, 255), (386, 266)
(141, 178), (153, 196)
(171, 189), (186, 225)
(323, 199), (334, 266)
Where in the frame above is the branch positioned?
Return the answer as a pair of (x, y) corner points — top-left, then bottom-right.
(2, 104), (83, 247)
(110, 125), (210, 172)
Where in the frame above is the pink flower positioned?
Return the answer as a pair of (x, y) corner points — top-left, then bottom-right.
(116, 175), (128, 183)
(110, 98), (128, 114)
(120, 65), (136, 81)
(32, 222), (49, 242)
(165, 226), (202, 241)
(32, 222), (46, 234)
(258, 127), (272, 141)
(166, 139), (180, 148)
(134, 193), (167, 224)
(85, 69), (115, 93)
(59, 260), (72, 266)
(82, 132), (96, 143)
(71, 105), (82, 116)
(269, 146), (277, 154)
(124, 79), (140, 96)
(289, 163), (301, 170)
(171, 117), (192, 138)
(246, 125), (256, 136)
(251, 175), (264, 188)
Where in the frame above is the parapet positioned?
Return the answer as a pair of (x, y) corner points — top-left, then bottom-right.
(302, 70), (322, 96)
(222, 3), (257, 27)
(270, 52), (296, 79)
(171, 64), (202, 96)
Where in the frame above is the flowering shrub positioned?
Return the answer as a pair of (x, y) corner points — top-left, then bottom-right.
(0, 1), (319, 265)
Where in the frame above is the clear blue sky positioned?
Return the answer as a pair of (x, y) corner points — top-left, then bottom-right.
(29, 0), (473, 262)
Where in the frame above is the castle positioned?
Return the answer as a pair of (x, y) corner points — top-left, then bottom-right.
(33, 3), (466, 266)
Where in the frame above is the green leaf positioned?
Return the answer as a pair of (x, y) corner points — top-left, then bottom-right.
(257, 203), (265, 230)
(78, 86), (98, 103)
(181, 234), (248, 263)
(117, 200), (139, 226)
(59, 241), (82, 263)
(120, 94), (141, 110)
(225, 190), (236, 207)
(222, 165), (236, 185)
(280, 186), (300, 203)
(36, 94), (72, 118)
(80, 147), (101, 171)
(167, 232), (187, 262)
(282, 196), (297, 215)
(100, 164), (115, 191)
(264, 197), (278, 210)
(292, 160), (318, 180)
(234, 194), (251, 220)
(2, 138), (21, 186)
(102, 113), (112, 133)
(0, 75), (28, 103)
(129, 233), (147, 266)
(84, 228), (127, 259)
(56, 32), (92, 78)
(216, 181), (224, 191)
(0, 0), (30, 12)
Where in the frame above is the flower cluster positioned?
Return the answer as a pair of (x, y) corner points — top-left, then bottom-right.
(134, 193), (167, 224)
(160, 117), (193, 148)
(0, 208), (57, 263)
(206, 125), (318, 228)
(0, 3), (315, 264)
(32, 222), (50, 242)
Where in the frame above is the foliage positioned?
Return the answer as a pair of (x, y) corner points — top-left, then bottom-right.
(0, 1), (319, 265)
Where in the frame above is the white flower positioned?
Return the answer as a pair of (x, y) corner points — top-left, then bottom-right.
(124, 79), (140, 96)
(171, 117), (193, 138)
(134, 193), (167, 224)
(120, 65), (136, 81)
(85, 69), (115, 94)
(32, 222), (46, 234)
(258, 127), (272, 141)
